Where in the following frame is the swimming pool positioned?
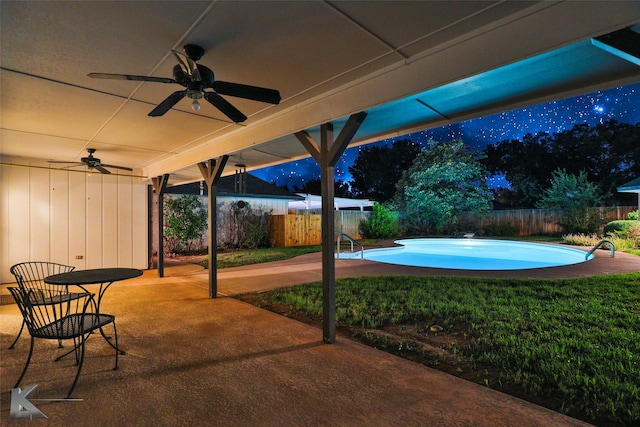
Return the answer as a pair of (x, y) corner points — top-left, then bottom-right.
(337, 238), (593, 270)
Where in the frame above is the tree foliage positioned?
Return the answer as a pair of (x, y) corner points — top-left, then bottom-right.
(359, 202), (401, 239)
(294, 178), (351, 197)
(163, 195), (208, 254)
(537, 169), (603, 233)
(394, 140), (494, 235)
(483, 120), (640, 207)
(349, 139), (421, 202)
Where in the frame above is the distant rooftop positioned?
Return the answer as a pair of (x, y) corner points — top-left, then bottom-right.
(165, 173), (302, 200)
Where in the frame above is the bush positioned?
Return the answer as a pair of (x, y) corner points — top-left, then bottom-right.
(537, 169), (604, 234)
(563, 232), (639, 251)
(467, 223), (519, 237)
(604, 220), (639, 238)
(163, 195), (207, 254)
(627, 210), (638, 220)
(218, 201), (272, 249)
(359, 203), (401, 239)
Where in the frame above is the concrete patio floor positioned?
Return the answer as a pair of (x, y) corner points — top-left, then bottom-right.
(1, 248), (637, 426)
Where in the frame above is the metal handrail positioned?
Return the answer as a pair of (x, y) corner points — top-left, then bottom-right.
(586, 239), (615, 260)
(335, 232), (364, 259)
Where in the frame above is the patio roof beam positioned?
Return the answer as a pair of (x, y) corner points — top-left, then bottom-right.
(295, 112), (367, 343)
(591, 27), (640, 66)
(198, 156), (229, 298)
(152, 174), (170, 278)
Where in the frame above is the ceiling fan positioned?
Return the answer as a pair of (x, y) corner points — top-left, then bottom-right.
(48, 148), (133, 175)
(88, 44), (281, 123)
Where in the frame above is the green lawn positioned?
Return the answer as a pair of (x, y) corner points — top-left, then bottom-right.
(238, 273), (640, 426)
(193, 237), (640, 424)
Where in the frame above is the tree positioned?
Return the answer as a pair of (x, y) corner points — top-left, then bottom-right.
(483, 120), (640, 207)
(482, 132), (554, 207)
(537, 169), (603, 234)
(294, 178), (352, 197)
(163, 195), (208, 254)
(394, 140), (494, 235)
(349, 139), (421, 202)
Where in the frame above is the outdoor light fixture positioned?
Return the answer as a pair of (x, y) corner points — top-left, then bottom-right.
(187, 89), (203, 111)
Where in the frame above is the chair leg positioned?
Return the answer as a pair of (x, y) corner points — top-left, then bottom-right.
(8, 320), (25, 350)
(14, 337), (35, 389)
(112, 321), (119, 370)
(66, 333), (89, 399)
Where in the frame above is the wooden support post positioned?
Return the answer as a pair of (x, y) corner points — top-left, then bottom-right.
(295, 112), (367, 343)
(198, 156), (229, 298)
(152, 174), (170, 278)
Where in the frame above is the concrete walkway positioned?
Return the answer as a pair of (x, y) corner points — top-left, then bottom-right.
(1, 249), (637, 426)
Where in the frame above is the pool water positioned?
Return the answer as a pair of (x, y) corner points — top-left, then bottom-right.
(338, 238), (593, 270)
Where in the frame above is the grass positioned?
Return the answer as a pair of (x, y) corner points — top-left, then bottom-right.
(198, 245), (321, 269)
(238, 273), (640, 426)
(180, 235), (640, 424)
(197, 239), (383, 269)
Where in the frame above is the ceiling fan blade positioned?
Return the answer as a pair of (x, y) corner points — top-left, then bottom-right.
(203, 92), (247, 123)
(88, 73), (176, 84)
(171, 50), (201, 81)
(212, 81), (281, 104)
(148, 91), (187, 116)
(93, 165), (111, 174)
(48, 161), (84, 165)
(101, 164), (133, 171)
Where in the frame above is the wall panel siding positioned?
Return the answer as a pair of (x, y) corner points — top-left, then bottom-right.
(8, 167), (30, 268)
(102, 176), (119, 267)
(0, 162), (149, 283)
(30, 168), (50, 261)
(0, 165), (9, 274)
(117, 175), (133, 266)
(69, 171), (87, 270)
(49, 170), (70, 266)
(86, 175), (103, 269)
(132, 183), (148, 268)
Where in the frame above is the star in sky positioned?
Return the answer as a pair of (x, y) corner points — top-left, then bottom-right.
(253, 82), (640, 191)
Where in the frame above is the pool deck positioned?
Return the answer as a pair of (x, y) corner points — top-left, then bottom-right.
(0, 247), (637, 426)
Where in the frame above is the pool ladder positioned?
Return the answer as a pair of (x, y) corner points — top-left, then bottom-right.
(335, 232), (364, 259)
(585, 239), (615, 260)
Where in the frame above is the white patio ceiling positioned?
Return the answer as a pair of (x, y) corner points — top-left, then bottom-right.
(2, 1), (639, 186)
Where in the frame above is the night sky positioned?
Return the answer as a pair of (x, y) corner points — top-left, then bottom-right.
(252, 82), (640, 190)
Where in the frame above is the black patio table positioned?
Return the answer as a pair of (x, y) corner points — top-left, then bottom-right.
(45, 268), (142, 354)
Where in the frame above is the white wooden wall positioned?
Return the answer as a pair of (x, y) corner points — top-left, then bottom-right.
(0, 162), (148, 284)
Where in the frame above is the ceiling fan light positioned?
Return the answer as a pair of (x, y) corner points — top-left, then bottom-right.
(191, 99), (201, 111)
(187, 89), (203, 99)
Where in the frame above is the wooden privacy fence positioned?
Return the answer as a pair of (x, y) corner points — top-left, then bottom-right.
(458, 206), (636, 236)
(269, 211), (371, 246)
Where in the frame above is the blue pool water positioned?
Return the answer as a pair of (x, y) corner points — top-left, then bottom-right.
(338, 238), (593, 270)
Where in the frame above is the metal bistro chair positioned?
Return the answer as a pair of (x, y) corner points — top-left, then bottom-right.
(8, 287), (119, 398)
(8, 262), (78, 349)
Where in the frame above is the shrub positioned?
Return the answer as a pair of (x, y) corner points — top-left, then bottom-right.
(563, 232), (639, 251)
(218, 201), (272, 249)
(467, 223), (519, 237)
(604, 220), (639, 238)
(359, 203), (401, 239)
(163, 195), (207, 254)
(537, 169), (604, 234)
(627, 210), (638, 220)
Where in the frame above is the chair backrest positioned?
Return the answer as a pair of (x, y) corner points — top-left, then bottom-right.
(8, 287), (92, 340)
(10, 262), (75, 293)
